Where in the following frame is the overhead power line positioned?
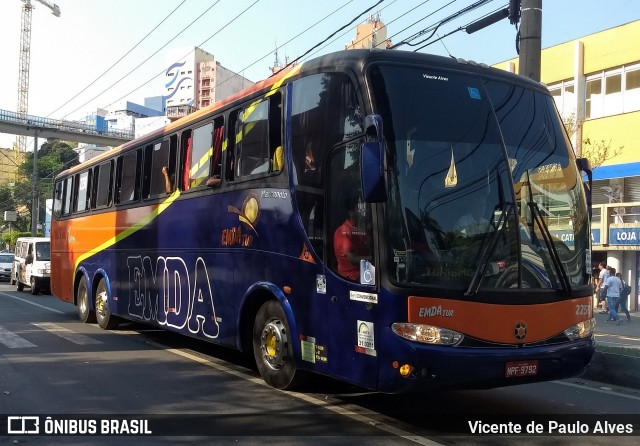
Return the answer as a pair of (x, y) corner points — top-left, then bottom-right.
(98, 0), (262, 112)
(274, 0), (386, 76)
(390, 0), (493, 49)
(62, 0), (225, 119)
(46, 0), (187, 118)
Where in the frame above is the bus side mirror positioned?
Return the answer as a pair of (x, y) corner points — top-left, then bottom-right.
(361, 114), (387, 203)
(26, 254), (33, 265)
(576, 157), (592, 220)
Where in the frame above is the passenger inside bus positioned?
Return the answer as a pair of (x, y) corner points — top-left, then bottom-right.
(161, 166), (173, 194)
(333, 193), (372, 280)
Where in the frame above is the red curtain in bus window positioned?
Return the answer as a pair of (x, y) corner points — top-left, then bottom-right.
(183, 137), (192, 191)
(212, 126), (223, 177)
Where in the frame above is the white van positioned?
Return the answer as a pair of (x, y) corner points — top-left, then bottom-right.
(13, 237), (51, 295)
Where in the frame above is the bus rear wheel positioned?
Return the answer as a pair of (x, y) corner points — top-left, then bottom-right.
(95, 278), (119, 330)
(77, 276), (96, 323)
(253, 300), (305, 390)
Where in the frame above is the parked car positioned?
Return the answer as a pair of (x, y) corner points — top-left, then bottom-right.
(0, 253), (14, 281)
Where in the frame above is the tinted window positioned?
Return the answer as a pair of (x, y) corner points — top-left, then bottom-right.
(189, 123), (213, 188)
(117, 150), (141, 204)
(53, 181), (63, 217)
(94, 161), (113, 208)
(62, 177), (73, 215)
(75, 171), (90, 213)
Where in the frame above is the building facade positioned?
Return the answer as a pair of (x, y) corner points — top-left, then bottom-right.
(495, 20), (640, 311)
(164, 47), (253, 120)
(345, 13), (391, 50)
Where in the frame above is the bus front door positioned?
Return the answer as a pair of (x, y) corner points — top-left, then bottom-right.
(326, 271), (379, 390)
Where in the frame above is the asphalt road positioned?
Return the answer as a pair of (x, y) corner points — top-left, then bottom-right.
(1, 283), (639, 445)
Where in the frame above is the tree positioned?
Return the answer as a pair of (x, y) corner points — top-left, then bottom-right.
(563, 114), (623, 169)
(12, 141), (80, 231)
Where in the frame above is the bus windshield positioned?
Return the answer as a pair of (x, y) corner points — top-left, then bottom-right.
(369, 64), (590, 292)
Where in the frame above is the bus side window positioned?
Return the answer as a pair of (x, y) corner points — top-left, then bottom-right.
(75, 170), (91, 213)
(94, 160), (114, 208)
(144, 138), (176, 198)
(237, 100), (270, 177)
(188, 122), (214, 189)
(208, 117), (224, 187)
(62, 176), (73, 216)
(53, 180), (63, 217)
(116, 150), (141, 204)
(180, 130), (192, 191)
(269, 94), (283, 173)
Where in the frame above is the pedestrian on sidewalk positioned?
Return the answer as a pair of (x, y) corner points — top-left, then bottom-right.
(596, 261), (610, 313)
(615, 272), (632, 321)
(603, 267), (623, 325)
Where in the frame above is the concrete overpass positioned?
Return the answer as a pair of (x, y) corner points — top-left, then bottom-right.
(0, 108), (134, 147)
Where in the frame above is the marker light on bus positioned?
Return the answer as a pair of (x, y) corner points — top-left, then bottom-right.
(391, 323), (464, 346)
(564, 318), (596, 340)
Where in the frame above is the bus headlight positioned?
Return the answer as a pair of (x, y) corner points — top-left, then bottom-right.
(564, 318), (595, 340)
(392, 323), (464, 346)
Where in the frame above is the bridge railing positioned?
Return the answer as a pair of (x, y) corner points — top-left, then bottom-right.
(0, 108), (134, 141)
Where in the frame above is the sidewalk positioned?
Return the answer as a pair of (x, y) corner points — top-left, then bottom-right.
(581, 310), (640, 388)
(593, 309), (639, 350)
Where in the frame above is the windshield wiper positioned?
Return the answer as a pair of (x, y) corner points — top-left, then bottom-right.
(465, 203), (512, 297)
(524, 172), (572, 294)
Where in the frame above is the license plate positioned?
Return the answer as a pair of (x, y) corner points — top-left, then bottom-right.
(505, 360), (538, 377)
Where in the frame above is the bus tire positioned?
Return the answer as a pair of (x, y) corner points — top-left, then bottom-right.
(77, 276), (96, 323)
(17, 279), (24, 292)
(95, 278), (119, 330)
(31, 277), (40, 295)
(253, 300), (305, 390)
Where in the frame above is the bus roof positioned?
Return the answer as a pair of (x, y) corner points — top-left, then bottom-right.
(57, 49), (544, 178)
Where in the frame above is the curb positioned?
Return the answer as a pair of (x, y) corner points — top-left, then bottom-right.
(581, 350), (640, 389)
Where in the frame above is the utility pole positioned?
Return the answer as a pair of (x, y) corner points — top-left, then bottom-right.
(518, 0), (542, 81)
(31, 130), (38, 236)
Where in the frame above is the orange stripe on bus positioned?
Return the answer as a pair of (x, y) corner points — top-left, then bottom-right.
(407, 296), (593, 344)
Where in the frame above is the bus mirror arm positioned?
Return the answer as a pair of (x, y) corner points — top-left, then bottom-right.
(362, 114), (387, 203)
(576, 158), (592, 220)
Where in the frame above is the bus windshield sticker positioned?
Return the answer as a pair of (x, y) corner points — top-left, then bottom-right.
(316, 275), (326, 294)
(349, 290), (377, 305)
(468, 87), (481, 100)
(355, 321), (376, 356)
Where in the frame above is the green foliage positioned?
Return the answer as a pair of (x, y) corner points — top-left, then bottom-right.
(1, 231), (33, 250)
(1, 140), (79, 236)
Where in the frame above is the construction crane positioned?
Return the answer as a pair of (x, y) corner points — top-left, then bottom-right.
(15, 0), (61, 154)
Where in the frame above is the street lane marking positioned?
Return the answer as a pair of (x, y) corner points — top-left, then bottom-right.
(144, 340), (440, 445)
(31, 322), (102, 345)
(0, 291), (64, 314)
(0, 324), (36, 349)
(555, 380), (640, 401)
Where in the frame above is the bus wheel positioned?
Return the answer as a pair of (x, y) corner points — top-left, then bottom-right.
(95, 278), (119, 330)
(76, 276), (96, 323)
(30, 277), (40, 295)
(253, 300), (304, 390)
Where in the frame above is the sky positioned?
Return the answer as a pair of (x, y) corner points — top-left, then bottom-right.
(0, 0), (639, 150)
